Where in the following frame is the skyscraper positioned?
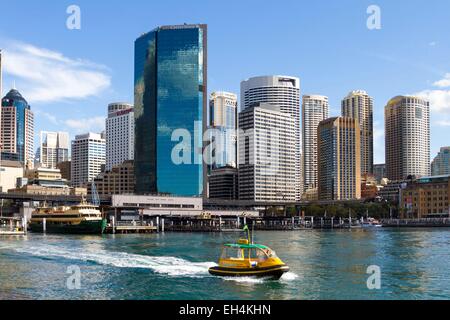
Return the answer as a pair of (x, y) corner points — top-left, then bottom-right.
(302, 94), (329, 192)
(385, 96), (430, 181)
(134, 24), (207, 197)
(431, 147), (450, 176)
(238, 103), (296, 202)
(40, 131), (70, 169)
(240, 76), (301, 200)
(317, 117), (361, 201)
(342, 90), (374, 176)
(1, 88), (34, 165)
(106, 102), (134, 171)
(71, 133), (106, 187)
(208, 91), (237, 168)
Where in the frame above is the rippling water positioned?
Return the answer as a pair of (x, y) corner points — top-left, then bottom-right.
(0, 229), (449, 300)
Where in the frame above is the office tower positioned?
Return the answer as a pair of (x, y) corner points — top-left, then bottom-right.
(71, 133), (106, 187)
(373, 163), (387, 183)
(208, 91), (237, 168)
(39, 131), (70, 169)
(106, 102), (134, 171)
(431, 147), (450, 176)
(302, 94), (329, 192)
(238, 103), (296, 202)
(240, 76), (302, 200)
(208, 166), (239, 200)
(134, 24), (207, 197)
(89, 160), (135, 196)
(342, 90), (374, 175)
(385, 96), (430, 181)
(1, 88), (34, 164)
(317, 117), (361, 200)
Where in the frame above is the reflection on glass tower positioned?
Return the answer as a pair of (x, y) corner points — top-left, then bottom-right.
(134, 24), (207, 196)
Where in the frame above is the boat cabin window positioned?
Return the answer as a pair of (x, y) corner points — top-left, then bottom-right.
(221, 247), (245, 260)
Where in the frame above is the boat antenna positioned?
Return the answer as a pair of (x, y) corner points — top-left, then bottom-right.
(251, 222), (254, 245)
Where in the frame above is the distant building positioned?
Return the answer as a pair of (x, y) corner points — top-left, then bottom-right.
(71, 133), (106, 187)
(317, 117), (361, 201)
(400, 175), (450, 218)
(373, 164), (387, 183)
(39, 131), (69, 169)
(361, 174), (379, 199)
(208, 92), (238, 169)
(0, 160), (23, 193)
(56, 161), (71, 182)
(9, 167), (86, 196)
(302, 94), (329, 192)
(385, 96), (430, 181)
(342, 90), (374, 175)
(238, 103), (296, 202)
(241, 75), (302, 200)
(106, 103), (134, 171)
(1, 89), (34, 164)
(134, 24), (207, 197)
(431, 147), (450, 176)
(378, 179), (409, 205)
(208, 166), (238, 200)
(88, 160), (135, 196)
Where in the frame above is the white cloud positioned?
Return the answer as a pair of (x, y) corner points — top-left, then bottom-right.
(435, 120), (450, 127)
(414, 89), (450, 114)
(64, 117), (105, 134)
(433, 73), (450, 88)
(414, 73), (450, 114)
(2, 41), (111, 103)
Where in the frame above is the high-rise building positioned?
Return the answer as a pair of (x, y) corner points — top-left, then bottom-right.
(374, 163), (387, 183)
(39, 131), (69, 169)
(208, 166), (239, 200)
(302, 94), (329, 192)
(208, 91), (237, 169)
(134, 24), (207, 197)
(342, 90), (374, 175)
(106, 102), (134, 171)
(1, 88), (34, 165)
(431, 147), (450, 176)
(317, 117), (361, 201)
(240, 76), (302, 200)
(385, 96), (430, 181)
(238, 103), (296, 202)
(71, 133), (106, 187)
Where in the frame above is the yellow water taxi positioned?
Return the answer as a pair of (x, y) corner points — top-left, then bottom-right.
(209, 226), (289, 279)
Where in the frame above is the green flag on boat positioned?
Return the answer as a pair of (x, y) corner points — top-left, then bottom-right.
(243, 225), (249, 231)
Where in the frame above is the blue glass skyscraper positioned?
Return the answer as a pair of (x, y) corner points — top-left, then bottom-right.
(134, 24), (207, 196)
(1, 89), (34, 164)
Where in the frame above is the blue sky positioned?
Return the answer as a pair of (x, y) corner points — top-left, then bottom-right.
(1, 0), (450, 163)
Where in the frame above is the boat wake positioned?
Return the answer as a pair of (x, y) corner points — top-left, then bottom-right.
(222, 272), (299, 284)
(7, 244), (216, 277)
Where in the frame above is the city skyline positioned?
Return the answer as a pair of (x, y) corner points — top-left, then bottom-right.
(0, 1), (449, 164)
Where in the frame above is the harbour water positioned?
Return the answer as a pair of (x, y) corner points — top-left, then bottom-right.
(0, 229), (449, 300)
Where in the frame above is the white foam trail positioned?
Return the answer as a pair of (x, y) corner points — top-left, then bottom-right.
(7, 244), (216, 277)
(280, 272), (299, 281)
(222, 272), (299, 284)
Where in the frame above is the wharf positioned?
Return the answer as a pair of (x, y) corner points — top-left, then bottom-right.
(382, 218), (450, 228)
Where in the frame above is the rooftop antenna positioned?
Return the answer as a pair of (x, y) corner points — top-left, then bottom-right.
(12, 80), (16, 90)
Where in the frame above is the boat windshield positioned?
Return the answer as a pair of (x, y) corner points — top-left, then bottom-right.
(221, 246), (278, 261)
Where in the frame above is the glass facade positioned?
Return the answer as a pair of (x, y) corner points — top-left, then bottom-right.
(134, 25), (207, 196)
(1, 89), (30, 163)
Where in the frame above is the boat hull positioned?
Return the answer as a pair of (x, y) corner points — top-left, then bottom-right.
(209, 265), (290, 280)
(29, 219), (107, 235)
